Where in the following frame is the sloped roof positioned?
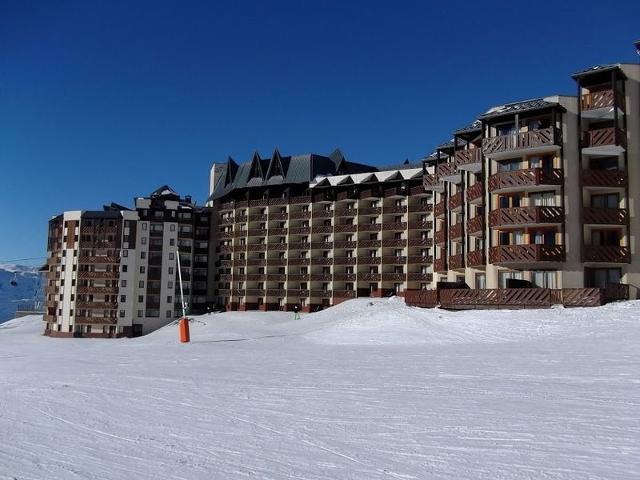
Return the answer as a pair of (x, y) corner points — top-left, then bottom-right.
(479, 98), (561, 120)
(571, 63), (625, 79)
(454, 119), (482, 135)
(150, 185), (179, 199)
(208, 149), (377, 201)
(309, 167), (422, 188)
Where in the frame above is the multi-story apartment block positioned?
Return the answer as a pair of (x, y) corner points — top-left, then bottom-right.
(422, 62), (639, 303)
(44, 186), (212, 337)
(208, 149), (433, 311)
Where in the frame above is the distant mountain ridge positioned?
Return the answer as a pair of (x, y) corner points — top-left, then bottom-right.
(0, 264), (45, 323)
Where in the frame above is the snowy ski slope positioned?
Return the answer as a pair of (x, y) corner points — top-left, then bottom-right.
(1, 297), (639, 479)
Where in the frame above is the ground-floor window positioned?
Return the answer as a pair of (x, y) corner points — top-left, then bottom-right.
(585, 268), (621, 288)
(475, 273), (486, 289)
(531, 270), (557, 288)
(498, 270), (523, 288)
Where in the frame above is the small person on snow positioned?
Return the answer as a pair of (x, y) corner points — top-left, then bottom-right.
(293, 304), (300, 320)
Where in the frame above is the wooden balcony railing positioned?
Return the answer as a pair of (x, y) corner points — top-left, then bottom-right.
(311, 257), (334, 265)
(408, 203), (433, 213)
(267, 258), (287, 266)
(445, 252), (462, 269)
(288, 242), (310, 250)
(467, 249), (486, 268)
(408, 220), (433, 230)
(333, 290), (356, 298)
(582, 127), (626, 149)
(358, 224), (382, 232)
(310, 290), (333, 298)
(311, 226), (333, 234)
(434, 229), (446, 245)
(382, 256), (406, 264)
(434, 257), (447, 272)
(454, 148), (482, 168)
(358, 272), (380, 281)
(310, 273), (332, 281)
(77, 271), (119, 279)
(489, 244), (565, 264)
(266, 274), (286, 281)
(488, 168), (563, 192)
(290, 195), (312, 205)
(489, 206), (564, 227)
(482, 126), (561, 155)
(467, 216), (485, 236)
(436, 162), (458, 179)
(434, 200), (446, 218)
(381, 222), (407, 230)
(449, 222), (463, 241)
(407, 272), (433, 282)
(313, 210), (333, 218)
(334, 257), (357, 265)
(334, 240), (357, 249)
(581, 169), (627, 188)
(287, 258), (310, 266)
(333, 273), (356, 281)
(358, 239), (381, 248)
(358, 207), (382, 215)
(582, 207), (628, 225)
(248, 214), (268, 222)
(467, 182), (483, 204)
(407, 255), (433, 264)
(289, 226), (311, 235)
(335, 209), (357, 217)
(382, 273), (406, 281)
(408, 238), (433, 247)
(290, 211), (311, 220)
(75, 316), (117, 325)
(381, 239), (407, 248)
(358, 256), (381, 265)
(581, 89), (624, 111)
(334, 224), (357, 233)
(582, 245), (630, 263)
(448, 191), (463, 211)
(423, 174), (443, 191)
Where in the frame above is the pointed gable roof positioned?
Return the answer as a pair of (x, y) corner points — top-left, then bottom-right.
(224, 157), (239, 186)
(150, 185), (179, 199)
(266, 148), (288, 179)
(248, 151), (265, 180)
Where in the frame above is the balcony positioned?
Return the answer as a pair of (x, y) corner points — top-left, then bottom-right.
(77, 271), (119, 279)
(466, 216), (485, 236)
(287, 289), (310, 297)
(310, 290), (333, 298)
(333, 273), (356, 281)
(581, 89), (624, 116)
(76, 286), (119, 294)
(311, 257), (333, 265)
(267, 243), (288, 251)
(266, 274), (286, 281)
(245, 289), (266, 296)
(358, 272), (380, 281)
(582, 207), (628, 225)
(448, 253), (464, 270)
(267, 258), (287, 266)
(75, 316), (117, 325)
(289, 242), (310, 250)
(482, 127), (561, 158)
(434, 229), (446, 245)
(358, 224), (382, 232)
(409, 237), (434, 248)
(309, 273), (331, 281)
(489, 206), (564, 228)
(289, 226), (311, 235)
(454, 148), (482, 173)
(467, 250), (486, 268)
(290, 211), (311, 220)
(408, 255), (433, 264)
(449, 223), (463, 241)
(267, 228), (287, 236)
(246, 259), (265, 266)
(407, 272), (433, 282)
(382, 256), (406, 264)
(381, 222), (407, 231)
(489, 244), (565, 264)
(423, 174), (445, 192)
(488, 168), (563, 193)
(78, 256), (120, 264)
(334, 224), (357, 233)
(386, 205), (407, 214)
(290, 195), (312, 205)
(434, 200), (446, 218)
(408, 203), (433, 213)
(266, 289), (286, 296)
(408, 220), (432, 230)
(582, 127), (626, 155)
(246, 244), (264, 252)
(333, 290), (356, 299)
(335, 208), (358, 217)
(287, 258), (310, 266)
(313, 210), (333, 219)
(334, 257), (357, 265)
(334, 240), (357, 249)
(311, 225), (333, 234)
(582, 245), (630, 263)
(246, 273), (263, 281)
(382, 273), (406, 281)
(358, 207), (382, 216)
(381, 239), (407, 248)
(448, 191), (463, 212)
(436, 162), (461, 184)
(311, 242), (333, 250)
(359, 239), (381, 248)
(434, 257), (447, 272)
(358, 256), (381, 265)
(581, 169), (627, 188)
(248, 214), (268, 222)
(467, 182), (483, 204)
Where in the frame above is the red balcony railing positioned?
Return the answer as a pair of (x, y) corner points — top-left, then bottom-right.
(482, 126), (561, 155)
(448, 253), (464, 270)
(488, 168), (563, 192)
(448, 191), (463, 211)
(489, 244), (565, 264)
(423, 174), (443, 191)
(467, 182), (483, 203)
(454, 148), (482, 168)
(434, 257), (447, 272)
(449, 222), (463, 241)
(581, 169), (627, 188)
(467, 250), (486, 268)
(434, 200), (446, 218)
(489, 206), (564, 228)
(467, 216), (485, 236)
(581, 89), (624, 111)
(582, 245), (630, 263)
(582, 127), (626, 149)
(434, 229), (446, 245)
(582, 207), (628, 225)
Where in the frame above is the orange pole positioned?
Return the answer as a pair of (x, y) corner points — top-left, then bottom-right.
(179, 318), (190, 343)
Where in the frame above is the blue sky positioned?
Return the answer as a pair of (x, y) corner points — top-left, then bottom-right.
(1, 0), (639, 264)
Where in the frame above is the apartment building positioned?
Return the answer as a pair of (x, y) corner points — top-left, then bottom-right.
(423, 63), (640, 300)
(44, 186), (212, 337)
(208, 149), (433, 311)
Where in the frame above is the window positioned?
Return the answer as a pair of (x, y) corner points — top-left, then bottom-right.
(169, 253), (175, 260)
(138, 310), (143, 317)
(498, 271), (523, 288)
(166, 310), (173, 318)
(138, 295), (144, 303)
(530, 191), (556, 207)
(141, 251), (146, 259)
(591, 193), (619, 209)
(585, 268), (621, 288)
(119, 310), (125, 318)
(169, 267), (174, 274)
(498, 158), (522, 172)
(531, 271), (557, 289)
(139, 280), (145, 288)
(170, 224), (176, 231)
(475, 273), (486, 289)
(142, 223), (148, 230)
(120, 295), (126, 302)
(141, 237), (147, 245)
(122, 250), (128, 257)
(121, 280), (127, 287)
(167, 296), (172, 303)
(140, 266), (146, 273)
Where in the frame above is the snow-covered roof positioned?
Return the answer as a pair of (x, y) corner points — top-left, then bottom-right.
(310, 168), (422, 188)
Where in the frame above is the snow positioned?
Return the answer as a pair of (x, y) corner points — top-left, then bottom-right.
(1, 298), (639, 479)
